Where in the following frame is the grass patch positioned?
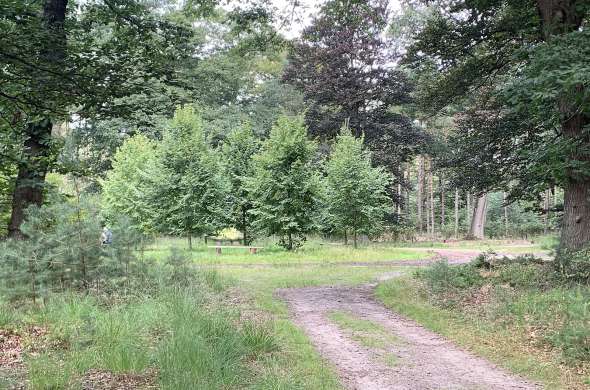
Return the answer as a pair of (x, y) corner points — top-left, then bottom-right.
(328, 311), (400, 349)
(1, 265), (289, 390)
(376, 272), (590, 389)
(144, 236), (428, 265)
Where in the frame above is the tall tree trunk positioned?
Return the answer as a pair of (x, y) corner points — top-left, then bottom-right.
(503, 192), (509, 237)
(188, 234), (192, 251)
(428, 159), (434, 237)
(454, 188), (459, 238)
(560, 98), (590, 250)
(536, 0), (589, 250)
(353, 228), (357, 249)
(440, 175), (445, 229)
(344, 229), (348, 245)
(543, 189), (550, 235)
(470, 194), (488, 239)
(397, 181), (402, 216)
(417, 155), (424, 232)
(466, 192), (471, 231)
(8, 0), (68, 237)
(405, 169), (410, 216)
(242, 209), (248, 245)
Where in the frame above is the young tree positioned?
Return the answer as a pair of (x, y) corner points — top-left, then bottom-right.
(248, 115), (320, 250)
(155, 106), (229, 250)
(221, 125), (260, 244)
(101, 135), (157, 234)
(325, 127), (392, 248)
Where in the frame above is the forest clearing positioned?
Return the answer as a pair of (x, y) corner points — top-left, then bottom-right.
(1, 0), (590, 389)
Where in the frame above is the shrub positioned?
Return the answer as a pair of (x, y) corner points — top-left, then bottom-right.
(554, 248), (590, 284)
(0, 198), (147, 302)
(417, 261), (483, 293)
(472, 251), (544, 270)
(497, 263), (547, 289)
(164, 247), (197, 287)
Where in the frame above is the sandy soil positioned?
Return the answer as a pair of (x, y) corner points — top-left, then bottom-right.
(276, 249), (540, 390)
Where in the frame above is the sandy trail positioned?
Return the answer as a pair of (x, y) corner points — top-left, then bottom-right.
(276, 249), (540, 390)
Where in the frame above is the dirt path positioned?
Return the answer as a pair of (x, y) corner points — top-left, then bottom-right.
(276, 250), (540, 390)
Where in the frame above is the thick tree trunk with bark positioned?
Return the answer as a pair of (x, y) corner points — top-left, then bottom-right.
(8, 121), (53, 237)
(536, 0), (590, 250)
(560, 108), (590, 250)
(470, 194), (488, 239)
(8, 0), (67, 237)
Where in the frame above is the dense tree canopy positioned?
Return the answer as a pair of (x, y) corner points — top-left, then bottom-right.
(406, 0), (590, 250)
(283, 0), (423, 174)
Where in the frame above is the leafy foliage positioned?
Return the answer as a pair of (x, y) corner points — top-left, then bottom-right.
(324, 127), (392, 246)
(153, 106), (229, 246)
(283, 0), (422, 173)
(101, 134), (158, 234)
(221, 124), (260, 244)
(248, 115), (321, 250)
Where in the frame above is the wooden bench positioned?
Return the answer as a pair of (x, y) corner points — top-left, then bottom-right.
(205, 236), (243, 245)
(207, 246), (264, 255)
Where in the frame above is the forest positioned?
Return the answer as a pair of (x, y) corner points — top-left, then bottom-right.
(0, 0), (589, 389)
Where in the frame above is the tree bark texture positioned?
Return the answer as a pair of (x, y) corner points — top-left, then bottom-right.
(8, 0), (68, 237)
(440, 175), (445, 229)
(469, 194), (488, 239)
(428, 158), (434, 236)
(536, 0), (590, 251)
(466, 192), (471, 231)
(454, 188), (459, 238)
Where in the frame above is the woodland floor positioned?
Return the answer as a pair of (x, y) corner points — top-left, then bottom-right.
(276, 249), (541, 390)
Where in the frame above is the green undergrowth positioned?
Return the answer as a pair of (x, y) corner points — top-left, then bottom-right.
(0, 261), (301, 390)
(376, 255), (590, 389)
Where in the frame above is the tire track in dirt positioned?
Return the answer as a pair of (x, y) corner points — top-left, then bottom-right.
(276, 249), (540, 390)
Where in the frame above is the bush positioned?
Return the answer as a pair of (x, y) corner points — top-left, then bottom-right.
(417, 261), (483, 293)
(497, 263), (547, 289)
(554, 248), (590, 284)
(0, 198), (147, 302)
(472, 251), (544, 270)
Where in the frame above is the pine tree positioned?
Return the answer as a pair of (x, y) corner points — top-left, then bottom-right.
(155, 106), (229, 249)
(221, 124), (260, 245)
(324, 127), (391, 248)
(248, 116), (320, 250)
